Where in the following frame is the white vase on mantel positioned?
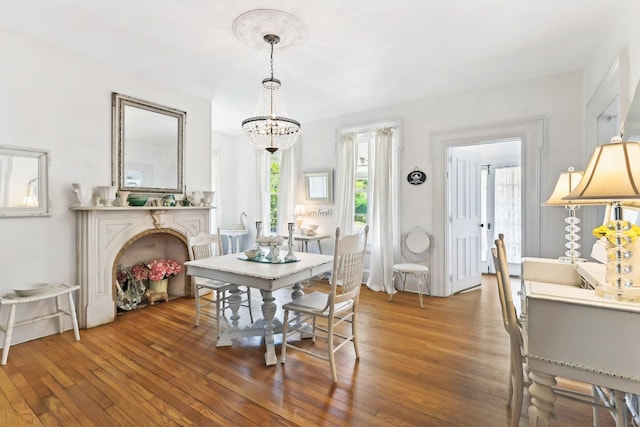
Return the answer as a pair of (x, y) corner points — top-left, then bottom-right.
(202, 191), (215, 206)
(189, 191), (203, 207)
(95, 185), (117, 206)
(117, 190), (131, 207)
(71, 183), (92, 206)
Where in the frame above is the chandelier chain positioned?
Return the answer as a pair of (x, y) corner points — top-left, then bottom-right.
(270, 40), (275, 118)
(270, 39), (275, 80)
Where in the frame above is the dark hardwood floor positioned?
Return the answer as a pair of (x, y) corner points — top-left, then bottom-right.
(0, 275), (615, 426)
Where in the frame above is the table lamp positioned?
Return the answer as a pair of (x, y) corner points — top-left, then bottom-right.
(563, 137), (640, 300)
(542, 167), (586, 263)
(294, 204), (305, 232)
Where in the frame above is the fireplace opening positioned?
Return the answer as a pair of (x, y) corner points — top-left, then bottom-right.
(112, 228), (190, 314)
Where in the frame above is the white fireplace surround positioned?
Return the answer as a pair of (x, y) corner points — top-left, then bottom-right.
(71, 206), (212, 328)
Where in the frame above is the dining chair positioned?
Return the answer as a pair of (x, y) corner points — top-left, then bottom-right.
(390, 226), (433, 308)
(187, 230), (253, 339)
(280, 225), (369, 383)
(492, 234), (624, 427)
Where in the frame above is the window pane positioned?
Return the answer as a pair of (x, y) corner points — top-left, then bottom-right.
(494, 166), (521, 262)
(270, 153), (280, 233)
(355, 190), (368, 226)
(480, 168), (488, 263)
(355, 135), (369, 229)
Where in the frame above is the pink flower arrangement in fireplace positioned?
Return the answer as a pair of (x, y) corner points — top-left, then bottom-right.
(146, 259), (182, 281)
(130, 263), (150, 281)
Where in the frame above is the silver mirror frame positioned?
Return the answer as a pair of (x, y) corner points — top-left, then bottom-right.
(112, 93), (186, 195)
(304, 169), (333, 204)
(0, 144), (51, 217)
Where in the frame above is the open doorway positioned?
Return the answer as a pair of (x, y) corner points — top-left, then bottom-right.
(448, 138), (522, 294)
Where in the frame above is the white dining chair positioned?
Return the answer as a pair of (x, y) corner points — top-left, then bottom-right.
(280, 225), (369, 383)
(187, 230), (253, 339)
(390, 226), (433, 308)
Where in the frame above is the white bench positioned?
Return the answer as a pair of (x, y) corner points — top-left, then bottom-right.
(0, 283), (80, 365)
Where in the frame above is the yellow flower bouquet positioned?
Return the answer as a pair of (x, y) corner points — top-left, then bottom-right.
(592, 223), (640, 245)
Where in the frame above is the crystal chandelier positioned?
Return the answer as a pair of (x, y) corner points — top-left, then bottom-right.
(242, 34), (301, 153)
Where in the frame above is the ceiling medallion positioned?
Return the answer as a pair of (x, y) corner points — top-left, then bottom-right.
(232, 9), (307, 50)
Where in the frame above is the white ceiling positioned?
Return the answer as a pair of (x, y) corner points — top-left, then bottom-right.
(0, 0), (620, 135)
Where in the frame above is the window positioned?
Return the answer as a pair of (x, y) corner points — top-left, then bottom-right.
(269, 152), (281, 233)
(355, 134), (369, 229)
(336, 122), (400, 294)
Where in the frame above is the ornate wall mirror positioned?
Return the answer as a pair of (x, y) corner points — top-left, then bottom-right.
(304, 169), (333, 203)
(0, 145), (51, 217)
(112, 93), (186, 194)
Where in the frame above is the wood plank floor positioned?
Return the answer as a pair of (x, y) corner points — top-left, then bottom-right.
(0, 275), (616, 426)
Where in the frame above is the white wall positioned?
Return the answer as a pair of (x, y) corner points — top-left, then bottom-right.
(213, 2), (638, 295)
(274, 71), (584, 294)
(212, 130), (260, 253)
(214, 4), (638, 297)
(0, 31), (212, 345)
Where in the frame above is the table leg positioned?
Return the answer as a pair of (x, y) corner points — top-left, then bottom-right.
(228, 286), (242, 329)
(614, 391), (626, 427)
(260, 289), (278, 365)
(291, 280), (305, 301)
(290, 281), (314, 338)
(317, 240), (323, 254)
(528, 370), (557, 426)
(1, 305), (16, 365)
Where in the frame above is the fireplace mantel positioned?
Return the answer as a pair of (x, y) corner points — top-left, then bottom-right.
(71, 206), (213, 328)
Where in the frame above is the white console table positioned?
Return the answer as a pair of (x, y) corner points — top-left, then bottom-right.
(292, 234), (331, 254)
(526, 278), (640, 426)
(0, 284), (80, 365)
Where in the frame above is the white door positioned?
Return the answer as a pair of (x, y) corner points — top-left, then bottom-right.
(450, 147), (482, 293)
(480, 166), (496, 274)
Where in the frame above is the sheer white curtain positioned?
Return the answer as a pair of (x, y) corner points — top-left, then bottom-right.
(335, 133), (356, 235)
(336, 127), (400, 294)
(277, 146), (296, 234)
(255, 149), (271, 231)
(366, 128), (399, 294)
(494, 166), (522, 262)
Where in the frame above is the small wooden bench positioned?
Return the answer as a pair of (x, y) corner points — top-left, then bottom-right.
(0, 283), (80, 365)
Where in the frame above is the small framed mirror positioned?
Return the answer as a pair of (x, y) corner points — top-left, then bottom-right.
(0, 145), (51, 217)
(304, 169), (333, 203)
(112, 93), (186, 194)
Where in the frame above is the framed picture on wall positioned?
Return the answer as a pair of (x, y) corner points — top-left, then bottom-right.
(304, 169), (333, 204)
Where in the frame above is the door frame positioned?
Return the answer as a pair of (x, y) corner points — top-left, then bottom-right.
(481, 164), (495, 274)
(431, 119), (543, 296)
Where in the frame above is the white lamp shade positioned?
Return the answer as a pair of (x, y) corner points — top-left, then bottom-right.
(543, 169), (584, 205)
(563, 141), (640, 201)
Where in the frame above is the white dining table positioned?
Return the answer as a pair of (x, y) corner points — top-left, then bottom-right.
(185, 251), (333, 365)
